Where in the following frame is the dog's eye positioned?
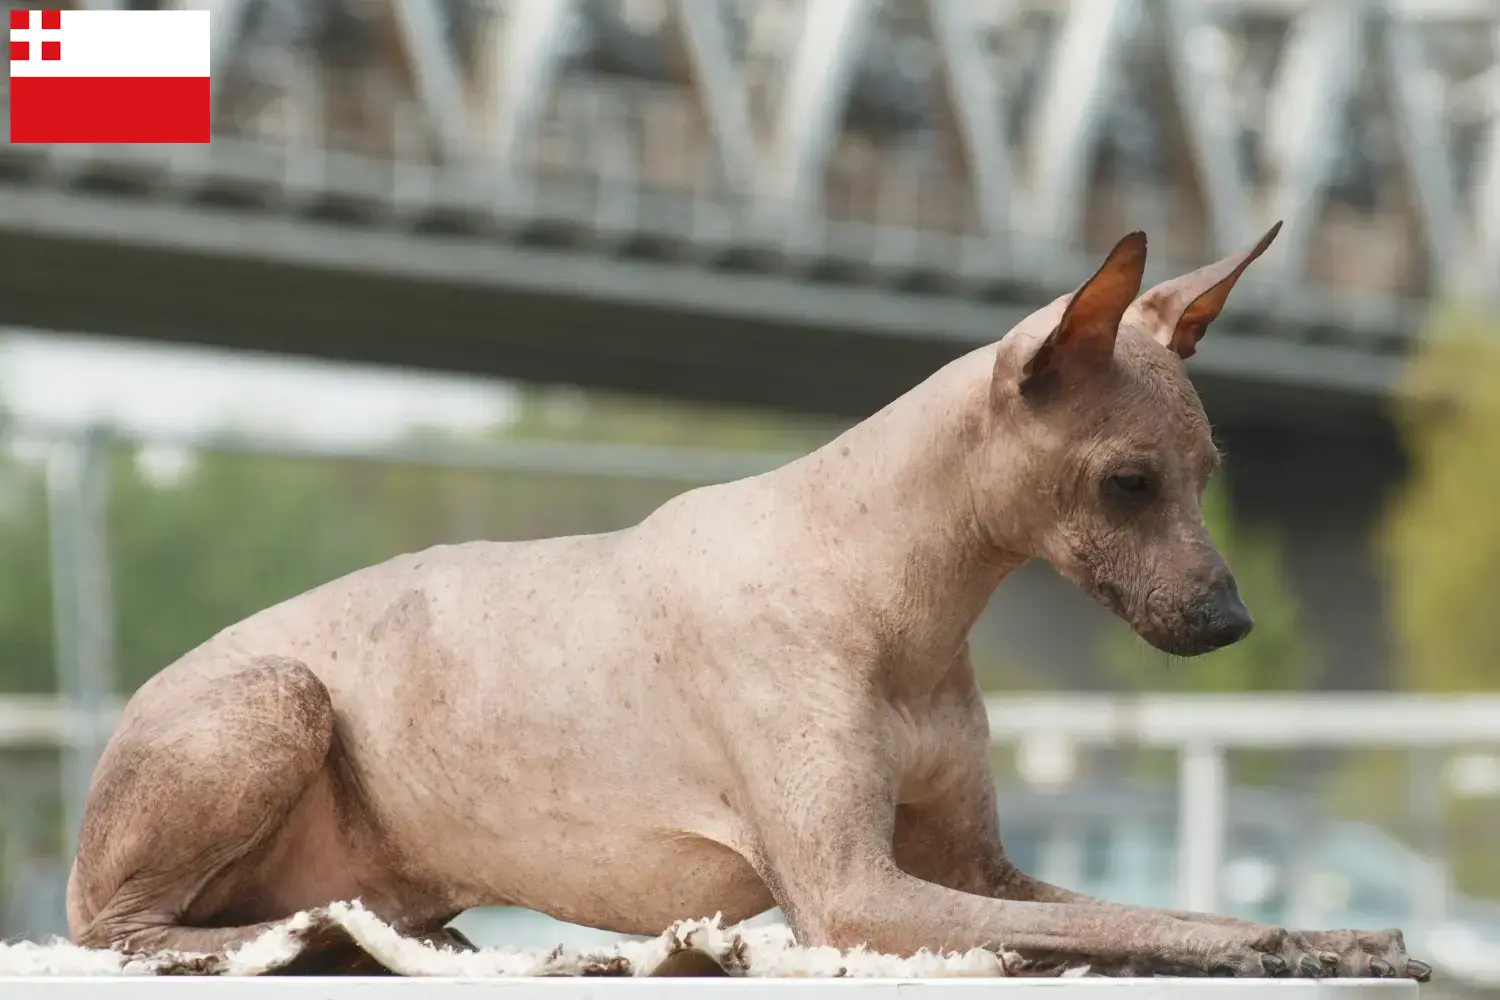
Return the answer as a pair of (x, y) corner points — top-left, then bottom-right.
(1110, 474), (1151, 494)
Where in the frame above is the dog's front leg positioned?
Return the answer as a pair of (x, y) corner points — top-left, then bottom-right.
(891, 748), (1358, 977)
(736, 683), (1305, 977)
(885, 647), (1424, 979)
(898, 768), (1422, 978)
(985, 865), (1414, 976)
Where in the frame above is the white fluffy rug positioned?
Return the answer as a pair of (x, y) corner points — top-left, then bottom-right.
(0, 901), (1091, 978)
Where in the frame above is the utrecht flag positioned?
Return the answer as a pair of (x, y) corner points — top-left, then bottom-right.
(8, 9), (211, 144)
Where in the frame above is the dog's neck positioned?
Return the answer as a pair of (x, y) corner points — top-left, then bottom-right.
(782, 346), (1033, 685)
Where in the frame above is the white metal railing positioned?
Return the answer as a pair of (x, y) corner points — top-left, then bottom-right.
(14, 692), (1493, 754)
(985, 692), (1500, 916)
(6, 691), (1499, 918)
(983, 692), (1500, 747)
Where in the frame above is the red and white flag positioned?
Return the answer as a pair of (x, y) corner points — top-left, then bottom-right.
(8, 8), (211, 144)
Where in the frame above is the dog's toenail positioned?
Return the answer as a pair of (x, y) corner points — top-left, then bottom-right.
(1299, 956), (1325, 977)
(1260, 955), (1287, 976)
(1370, 959), (1394, 977)
(1405, 959), (1431, 982)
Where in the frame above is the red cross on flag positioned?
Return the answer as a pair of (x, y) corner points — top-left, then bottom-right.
(8, 8), (211, 144)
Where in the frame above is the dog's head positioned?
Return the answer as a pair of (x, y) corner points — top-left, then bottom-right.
(985, 223), (1281, 657)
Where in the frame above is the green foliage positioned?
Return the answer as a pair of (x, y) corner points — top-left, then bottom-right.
(110, 448), (398, 693)
(0, 444), (397, 695)
(1099, 474), (1318, 695)
(1384, 304), (1500, 693)
(0, 453), (53, 694)
(1377, 304), (1500, 899)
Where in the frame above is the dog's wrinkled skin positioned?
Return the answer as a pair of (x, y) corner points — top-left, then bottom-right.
(67, 225), (1429, 981)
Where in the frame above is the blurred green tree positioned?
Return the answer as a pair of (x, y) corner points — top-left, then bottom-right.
(1384, 305), (1500, 693)
(0, 440), (400, 696)
(0, 443), (53, 694)
(1375, 304), (1500, 897)
(110, 445), (397, 693)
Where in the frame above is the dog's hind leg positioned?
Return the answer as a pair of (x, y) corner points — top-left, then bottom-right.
(68, 654), (343, 957)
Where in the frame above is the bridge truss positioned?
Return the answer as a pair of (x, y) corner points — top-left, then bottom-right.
(2, 0), (1497, 416)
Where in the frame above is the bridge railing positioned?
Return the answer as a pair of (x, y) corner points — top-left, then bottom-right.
(6, 691), (1500, 923)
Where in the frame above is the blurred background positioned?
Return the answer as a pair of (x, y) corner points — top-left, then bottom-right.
(1, 0), (1500, 991)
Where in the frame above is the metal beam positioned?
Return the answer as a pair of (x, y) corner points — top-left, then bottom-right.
(389, 0), (472, 162)
(1177, 743), (1227, 914)
(761, 0), (871, 226)
(46, 431), (116, 861)
(1155, 0), (1255, 253)
(282, 38), (327, 206)
(586, 87), (641, 243)
(15, 691), (1500, 752)
(486, 0), (576, 193)
(7, 418), (800, 486)
(1259, 0), (1365, 282)
(1197, 0), (1496, 20)
(0, 182), (1414, 403)
(986, 693), (1500, 747)
(670, 0), (759, 199)
(0, 695), (124, 749)
(1378, 6), (1461, 290)
(1023, 0), (1137, 242)
(925, 0), (1014, 236)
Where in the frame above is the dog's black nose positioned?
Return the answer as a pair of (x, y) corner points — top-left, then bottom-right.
(1196, 575), (1254, 649)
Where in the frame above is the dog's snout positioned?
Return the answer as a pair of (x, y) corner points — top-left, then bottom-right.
(1193, 574), (1253, 651)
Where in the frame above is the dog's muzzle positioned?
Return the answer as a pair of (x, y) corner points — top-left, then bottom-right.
(1173, 574), (1254, 655)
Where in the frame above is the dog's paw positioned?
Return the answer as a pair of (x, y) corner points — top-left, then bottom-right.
(1296, 928), (1431, 981)
(1188, 926), (1339, 979)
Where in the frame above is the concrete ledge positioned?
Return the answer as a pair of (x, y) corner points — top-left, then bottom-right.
(0, 978), (1424, 999)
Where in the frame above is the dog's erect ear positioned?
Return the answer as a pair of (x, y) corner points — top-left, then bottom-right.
(1127, 221), (1282, 361)
(1018, 231), (1148, 395)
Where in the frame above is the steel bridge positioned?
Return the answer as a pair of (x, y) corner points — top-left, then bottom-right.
(1, 0), (1496, 431)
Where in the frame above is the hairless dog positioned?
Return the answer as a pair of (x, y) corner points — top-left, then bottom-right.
(67, 224), (1430, 980)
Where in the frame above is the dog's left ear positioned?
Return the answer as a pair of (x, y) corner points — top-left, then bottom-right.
(1126, 221), (1282, 360)
(1017, 231), (1148, 395)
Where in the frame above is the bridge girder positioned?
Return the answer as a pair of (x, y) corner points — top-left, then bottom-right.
(0, 0), (1495, 427)
(4, 1), (1493, 295)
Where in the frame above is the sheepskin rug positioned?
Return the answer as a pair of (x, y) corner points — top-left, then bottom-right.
(0, 901), (1096, 978)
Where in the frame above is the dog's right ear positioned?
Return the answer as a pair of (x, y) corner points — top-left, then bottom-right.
(1015, 232), (1148, 397)
(1125, 221), (1281, 360)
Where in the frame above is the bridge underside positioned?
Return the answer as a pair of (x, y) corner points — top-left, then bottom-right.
(0, 186), (1404, 452)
